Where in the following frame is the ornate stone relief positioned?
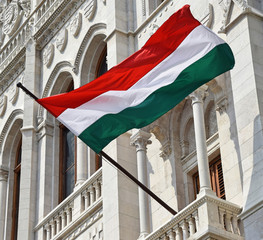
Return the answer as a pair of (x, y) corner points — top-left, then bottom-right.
(18, 0), (31, 17)
(200, 3), (213, 28)
(70, 13), (82, 37)
(219, 0), (248, 31)
(43, 43), (54, 67)
(9, 73), (24, 104)
(84, 0), (97, 20)
(2, 2), (23, 36)
(149, 23), (159, 36)
(146, 113), (172, 160)
(0, 95), (7, 117)
(56, 29), (68, 52)
(215, 96), (228, 114)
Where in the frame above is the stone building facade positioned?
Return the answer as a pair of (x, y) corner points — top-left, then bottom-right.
(0, 0), (263, 239)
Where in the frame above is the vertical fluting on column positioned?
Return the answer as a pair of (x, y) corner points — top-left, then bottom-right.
(131, 129), (151, 239)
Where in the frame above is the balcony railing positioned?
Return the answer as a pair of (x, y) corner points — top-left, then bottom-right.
(34, 168), (102, 240)
(145, 192), (244, 240)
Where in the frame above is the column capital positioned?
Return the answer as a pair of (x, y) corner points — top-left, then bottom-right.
(130, 129), (152, 152)
(189, 85), (209, 104)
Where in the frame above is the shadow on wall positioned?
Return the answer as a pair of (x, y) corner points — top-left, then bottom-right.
(241, 115), (263, 239)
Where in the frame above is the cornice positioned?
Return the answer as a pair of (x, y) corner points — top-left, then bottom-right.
(34, 0), (85, 49)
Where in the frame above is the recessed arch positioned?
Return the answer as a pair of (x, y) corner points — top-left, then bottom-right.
(0, 109), (23, 165)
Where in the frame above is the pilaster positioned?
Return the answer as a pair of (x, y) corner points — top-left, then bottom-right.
(0, 167), (8, 240)
(103, 133), (140, 240)
(36, 120), (54, 221)
(17, 39), (40, 240)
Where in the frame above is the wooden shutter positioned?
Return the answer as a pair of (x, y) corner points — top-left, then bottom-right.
(193, 156), (225, 199)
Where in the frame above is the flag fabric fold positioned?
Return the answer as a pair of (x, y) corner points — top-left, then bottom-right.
(37, 5), (235, 153)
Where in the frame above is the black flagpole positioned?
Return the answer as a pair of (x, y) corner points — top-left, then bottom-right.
(17, 82), (177, 216)
(99, 151), (177, 215)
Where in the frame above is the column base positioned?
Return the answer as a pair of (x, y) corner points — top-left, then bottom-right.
(197, 188), (216, 199)
(138, 232), (149, 240)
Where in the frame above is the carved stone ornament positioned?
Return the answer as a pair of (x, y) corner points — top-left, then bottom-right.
(219, 0), (248, 31)
(43, 44), (54, 67)
(18, 0), (31, 17)
(70, 13), (82, 37)
(56, 29), (68, 52)
(84, 0), (97, 20)
(3, 2), (23, 36)
(9, 74), (24, 104)
(200, 3), (213, 28)
(0, 95), (7, 117)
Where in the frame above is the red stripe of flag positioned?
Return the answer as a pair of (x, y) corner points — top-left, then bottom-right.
(37, 5), (200, 117)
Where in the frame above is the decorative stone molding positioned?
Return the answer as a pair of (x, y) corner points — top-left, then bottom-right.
(0, 109), (23, 153)
(9, 73), (24, 104)
(145, 193), (243, 240)
(73, 22), (106, 74)
(146, 112), (172, 160)
(130, 129), (152, 152)
(36, 120), (54, 141)
(43, 43), (54, 67)
(2, 2), (23, 36)
(0, 95), (7, 117)
(189, 85), (209, 104)
(216, 96), (228, 114)
(64, 209), (103, 240)
(70, 12), (82, 37)
(18, 0), (31, 17)
(84, 0), (97, 21)
(218, 0), (249, 32)
(0, 168), (8, 182)
(56, 29), (68, 52)
(200, 3), (213, 28)
(149, 23), (159, 36)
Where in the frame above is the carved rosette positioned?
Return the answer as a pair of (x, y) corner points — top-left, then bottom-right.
(3, 2), (23, 36)
(84, 0), (97, 20)
(56, 29), (68, 52)
(0, 95), (7, 117)
(70, 13), (82, 37)
(43, 44), (54, 67)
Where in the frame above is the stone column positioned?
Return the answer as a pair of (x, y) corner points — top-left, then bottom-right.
(75, 138), (88, 187)
(189, 87), (213, 195)
(131, 129), (151, 239)
(18, 39), (40, 240)
(0, 168), (8, 240)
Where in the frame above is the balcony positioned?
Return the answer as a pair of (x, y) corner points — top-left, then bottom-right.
(34, 169), (102, 240)
(145, 192), (244, 240)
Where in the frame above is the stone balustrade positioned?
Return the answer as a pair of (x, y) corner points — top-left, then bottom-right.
(34, 168), (102, 240)
(0, 21), (29, 71)
(145, 193), (244, 240)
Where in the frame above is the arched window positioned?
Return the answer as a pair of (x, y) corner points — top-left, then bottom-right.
(59, 82), (76, 202)
(193, 155), (225, 199)
(11, 138), (22, 240)
(94, 47), (107, 171)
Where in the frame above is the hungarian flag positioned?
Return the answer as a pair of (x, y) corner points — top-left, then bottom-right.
(37, 5), (235, 153)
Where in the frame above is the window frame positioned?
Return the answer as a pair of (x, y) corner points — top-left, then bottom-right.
(193, 155), (225, 199)
(11, 138), (22, 240)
